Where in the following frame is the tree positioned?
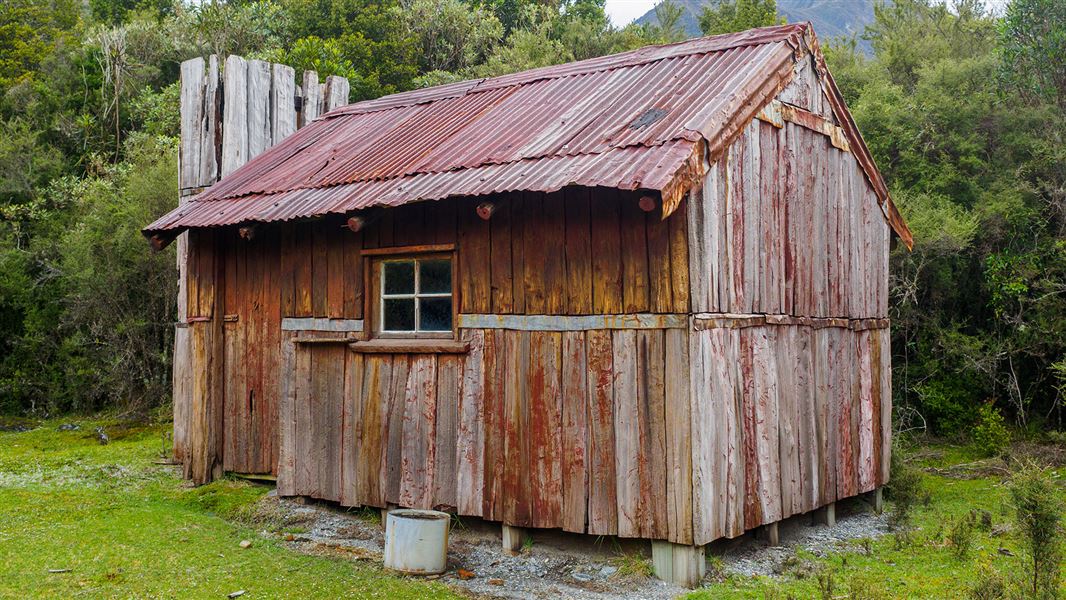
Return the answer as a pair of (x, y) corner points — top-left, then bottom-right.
(699, 0), (784, 36)
(999, 0), (1066, 108)
(646, 0), (687, 43)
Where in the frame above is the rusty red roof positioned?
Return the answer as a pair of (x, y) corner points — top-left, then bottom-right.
(144, 22), (911, 248)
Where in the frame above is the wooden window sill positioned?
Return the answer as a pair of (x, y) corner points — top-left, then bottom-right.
(293, 336), (354, 344)
(348, 339), (469, 354)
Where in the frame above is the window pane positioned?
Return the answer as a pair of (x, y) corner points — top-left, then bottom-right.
(383, 298), (415, 331)
(419, 259), (451, 294)
(383, 261), (415, 295)
(419, 297), (452, 331)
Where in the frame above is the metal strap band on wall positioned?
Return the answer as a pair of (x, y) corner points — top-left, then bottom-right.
(281, 318), (364, 332)
(457, 313), (688, 331)
(692, 314), (890, 331)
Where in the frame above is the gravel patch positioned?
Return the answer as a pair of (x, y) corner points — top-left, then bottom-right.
(264, 495), (889, 597)
(716, 499), (890, 578)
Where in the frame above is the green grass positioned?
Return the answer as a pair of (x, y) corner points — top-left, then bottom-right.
(0, 419), (461, 599)
(688, 442), (1066, 599)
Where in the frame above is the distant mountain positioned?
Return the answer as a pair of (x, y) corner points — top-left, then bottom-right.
(634, 0), (877, 53)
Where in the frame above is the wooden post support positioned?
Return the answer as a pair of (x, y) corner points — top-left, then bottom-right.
(813, 502), (836, 527)
(651, 540), (705, 588)
(764, 522), (780, 546)
(502, 524), (525, 556)
(868, 488), (883, 514)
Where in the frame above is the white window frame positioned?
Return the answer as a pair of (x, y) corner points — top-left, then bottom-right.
(378, 257), (453, 336)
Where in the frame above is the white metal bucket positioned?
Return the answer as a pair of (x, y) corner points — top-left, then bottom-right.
(383, 509), (451, 575)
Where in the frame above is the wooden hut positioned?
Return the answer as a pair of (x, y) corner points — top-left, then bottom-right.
(145, 23), (911, 585)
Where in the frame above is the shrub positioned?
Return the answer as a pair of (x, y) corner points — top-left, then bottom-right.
(972, 402), (1010, 457)
(885, 442), (928, 529)
(948, 511), (976, 559)
(1008, 464), (1063, 599)
(968, 564), (1009, 600)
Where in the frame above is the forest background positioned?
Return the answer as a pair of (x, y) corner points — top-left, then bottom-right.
(0, 0), (1064, 447)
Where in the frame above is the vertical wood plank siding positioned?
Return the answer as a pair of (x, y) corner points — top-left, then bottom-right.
(685, 107), (893, 543)
(274, 325), (697, 543)
(181, 70), (894, 546)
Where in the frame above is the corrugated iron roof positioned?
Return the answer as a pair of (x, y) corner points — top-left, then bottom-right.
(144, 22), (911, 248)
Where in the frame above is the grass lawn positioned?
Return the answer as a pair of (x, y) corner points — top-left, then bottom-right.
(1, 418), (1063, 599)
(688, 442), (1066, 599)
(0, 419), (461, 599)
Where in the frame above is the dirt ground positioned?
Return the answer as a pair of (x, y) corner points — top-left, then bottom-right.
(260, 493), (889, 599)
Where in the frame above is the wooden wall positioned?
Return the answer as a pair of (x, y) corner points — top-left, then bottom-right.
(689, 320), (890, 545)
(277, 326), (697, 544)
(687, 84), (890, 320)
(180, 189), (689, 480)
(684, 61), (894, 545)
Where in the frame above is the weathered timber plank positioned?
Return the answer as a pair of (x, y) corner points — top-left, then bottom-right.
(522, 194), (549, 314)
(665, 328), (692, 544)
(590, 191), (623, 314)
(564, 188), (593, 315)
(358, 355), (392, 507)
(281, 317), (363, 332)
(400, 354), (437, 509)
(300, 71), (320, 127)
(586, 328), (617, 535)
(489, 196), (514, 313)
(456, 313), (688, 331)
(640, 329), (669, 540)
(620, 193), (650, 313)
(294, 223), (313, 316)
(434, 354), (460, 510)
(529, 331), (563, 528)
(271, 63), (296, 143)
(503, 331), (532, 526)
(311, 220), (329, 318)
(561, 331), (589, 534)
(326, 219), (345, 318)
(384, 355), (409, 505)
(668, 195), (690, 313)
(457, 330), (485, 515)
(647, 204), (672, 314)
(459, 197), (491, 313)
(612, 329), (640, 538)
(341, 350), (364, 506)
(482, 330), (506, 521)
(245, 59), (271, 162)
(221, 55), (248, 177)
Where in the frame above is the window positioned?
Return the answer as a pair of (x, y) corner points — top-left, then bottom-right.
(378, 256), (453, 335)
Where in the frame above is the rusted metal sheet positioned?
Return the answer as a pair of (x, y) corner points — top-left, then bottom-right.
(146, 25), (816, 235)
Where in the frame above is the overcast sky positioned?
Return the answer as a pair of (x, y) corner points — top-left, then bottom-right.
(603, 0), (1010, 29)
(605, 0), (658, 27)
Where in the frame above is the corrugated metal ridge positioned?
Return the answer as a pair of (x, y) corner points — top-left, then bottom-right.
(195, 43), (792, 205)
(327, 23), (809, 118)
(144, 140), (697, 232)
(180, 133), (691, 204)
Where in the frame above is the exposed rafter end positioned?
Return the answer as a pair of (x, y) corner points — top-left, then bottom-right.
(147, 231), (179, 252)
(476, 201), (496, 220)
(238, 224), (257, 241)
(346, 210), (381, 233)
(638, 195), (657, 213)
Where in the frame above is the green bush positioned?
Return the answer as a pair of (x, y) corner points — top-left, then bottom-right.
(885, 442), (929, 530)
(972, 402), (1011, 457)
(949, 511), (976, 559)
(1008, 465), (1064, 600)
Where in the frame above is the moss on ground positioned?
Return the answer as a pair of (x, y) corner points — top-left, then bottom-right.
(687, 441), (1066, 599)
(0, 419), (460, 599)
